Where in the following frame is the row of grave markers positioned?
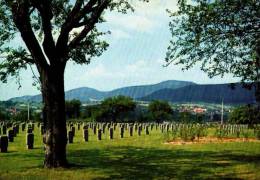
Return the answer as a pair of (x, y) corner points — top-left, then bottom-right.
(67, 122), (150, 143)
(0, 121), (255, 152)
(0, 122), (35, 152)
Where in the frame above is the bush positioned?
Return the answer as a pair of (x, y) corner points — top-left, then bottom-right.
(229, 105), (260, 125)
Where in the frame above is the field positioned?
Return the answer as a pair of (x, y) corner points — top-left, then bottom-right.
(0, 123), (260, 180)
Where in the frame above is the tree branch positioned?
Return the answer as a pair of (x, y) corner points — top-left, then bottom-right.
(56, 0), (109, 59)
(68, 0), (110, 49)
(55, 0), (95, 58)
(9, 1), (49, 72)
(31, 0), (56, 63)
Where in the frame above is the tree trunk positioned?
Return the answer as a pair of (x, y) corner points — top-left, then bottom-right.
(256, 39), (260, 107)
(41, 67), (68, 168)
(255, 82), (260, 106)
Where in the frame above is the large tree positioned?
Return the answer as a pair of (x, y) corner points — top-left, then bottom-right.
(166, 0), (260, 104)
(148, 100), (173, 123)
(97, 95), (136, 122)
(0, 0), (148, 168)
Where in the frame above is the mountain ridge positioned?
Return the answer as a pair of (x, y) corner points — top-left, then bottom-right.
(9, 80), (194, 102)
(8, 80), (255, 104)
(139, 84), (256, 104)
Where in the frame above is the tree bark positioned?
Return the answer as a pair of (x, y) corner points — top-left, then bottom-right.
(255, 40), (260, 108)
(41, 67), (68, 168)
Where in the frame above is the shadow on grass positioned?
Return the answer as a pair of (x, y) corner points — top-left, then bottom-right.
(66, 146), (260, 179)
(4, 145), (259, 179)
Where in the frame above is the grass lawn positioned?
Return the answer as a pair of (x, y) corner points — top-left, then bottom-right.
(0, 124), (260, 180)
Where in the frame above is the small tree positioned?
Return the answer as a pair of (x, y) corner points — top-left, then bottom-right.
(148, 100), (173, 123)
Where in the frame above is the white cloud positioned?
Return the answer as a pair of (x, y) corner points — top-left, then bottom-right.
(78, 58), (239, 90)
(133, 0), (178, 16)
(105, 0), (179, 34)
(81, 59), (163, 82)
(86, 64), (117, 78)
(105, 13), (156, 33)
(111, 29), (131, 39)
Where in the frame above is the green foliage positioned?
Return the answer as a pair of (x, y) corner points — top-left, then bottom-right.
(228, 105), (260, 125)
(214, 127), (227, 139)
(195, 124), (208, 139)
(214, 124), (252, 139)
(164, 123), (208, 142)
(0, 109), (10, 120)
(85, 96), (137, 122)
(148, 100), (173, 123)
(65, 99), (81, 119)
(137, 112), (154, 123)
(255, 128), (260, 140)
(179, 125), (196, 141)
(0, 0), (150, 85)
(178, 112), (192, 123)
(11, 110), (29, 122)
(31, 111), (42, 122)
(178, 112), (206, 123)
(81, 104), (100, 119)
(166, 0), (260, 100)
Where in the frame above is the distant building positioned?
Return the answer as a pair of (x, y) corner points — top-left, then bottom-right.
(7, 107), (17, 115)
(193, 107), (207, 114)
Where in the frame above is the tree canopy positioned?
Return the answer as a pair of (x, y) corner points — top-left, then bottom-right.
(166, 0), (260, 102)
(148, 100), (173, 123)
(0, 0), (148, 85)
(94, 95), (136, 122)
(65, 99), (81, 119)
(228, 105), (260, 125)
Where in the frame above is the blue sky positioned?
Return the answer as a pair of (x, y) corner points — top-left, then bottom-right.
(0, 0), (239, 100)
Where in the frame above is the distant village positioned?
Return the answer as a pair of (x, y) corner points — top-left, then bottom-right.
(0, 99), (231, 122)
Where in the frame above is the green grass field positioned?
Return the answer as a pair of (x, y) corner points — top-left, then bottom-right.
(0, 124), (260, 180)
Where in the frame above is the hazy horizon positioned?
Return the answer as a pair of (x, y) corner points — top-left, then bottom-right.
(2, 79), (243, 101)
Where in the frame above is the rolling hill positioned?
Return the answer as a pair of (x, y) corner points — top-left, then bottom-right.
(105, 80), (195, 99)
(139, 83), (256, 104)
(9, 80), (194, 102)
